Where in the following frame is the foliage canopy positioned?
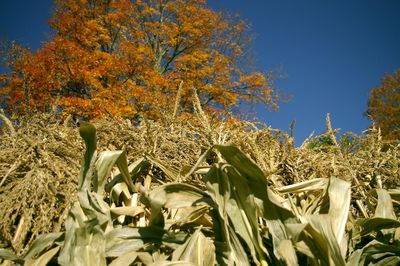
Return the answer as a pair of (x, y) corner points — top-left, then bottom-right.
(366, 70), (400, 141)
(1, 0), (276, 119)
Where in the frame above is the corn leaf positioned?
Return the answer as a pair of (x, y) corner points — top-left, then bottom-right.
(77, 190), (112, 232)
(109, 182), (131, 206)
(149, 262), (197, 266)
(172, 228), (215, 265)
(24, 232), (64, 260)
(78, 121), (97, 190)
(57, 202), (107, 266)
(302, 215), (346, 266)
(326, 178), (351, 250)
(109, 251), (138, 266)
(213, 145), (297, 264)
(95, 151), (131, 194)
(375, 189), (396, 219)
(353, 218), (400, 239)
(106, 157), (151, 195)
(348, 240), (400, 265)
(105, 227), (187, 257)
(214, 145), (296, 222)
(110, 206), (145, 217)
(224, 164), (267, 263)
(206, 163), (270, 264)
(146, 154), (179, 181)
(170, 205), (212, 228)
(275, 239), (298, 266)
(0, 249), (24, 264)
(206, 167), (250, 265)
(277, 178), (328, 194)
(24, 246), (60, 266)
(149, 183), (211, 209)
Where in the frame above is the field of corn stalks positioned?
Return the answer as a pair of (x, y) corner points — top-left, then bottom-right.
(0, 109), (399, 265)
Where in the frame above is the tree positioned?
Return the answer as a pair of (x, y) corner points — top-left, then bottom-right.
(1, 0), (276, 119)
(366, 70), (400, 141)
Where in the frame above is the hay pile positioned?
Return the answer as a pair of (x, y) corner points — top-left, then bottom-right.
(0, 112), (399, 253)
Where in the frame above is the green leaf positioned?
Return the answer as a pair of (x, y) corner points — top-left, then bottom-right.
(24, 246), (60, 266)
(77, 190), (112, 232)
(301, 215), (346, 266)
(109, 251), (138, 266)
(293, 178), (350, 265)
(214, 145), (295, 222)
(326, 178), (351, 251)
(24, 232), (64, 260)
(109, 182), (131, 206)
(148, 183), (211, 209)
(225, 165), (267, 263)
(58, 196), (109, 266)
(75, 226), (106, 266)
(95, 151), (127, 194)
(374, 256), (400, 266)
(144, 182), (212, 228)
(353, 218), (400, 239)
(109, 251), (157, 266)
(213, 145), (297, 264)
(58, 222), (106, 265)
(78, 121), (97, 190)
(115, 151), (137, 193)
(172, 228), (215, 265)
(105, 227), (187, 257)
(213, 145), (266, 187)
(346, 249), (362, 266)
(110, 206), (145, 218)
(96, 150), (136, 193)
(275, 239), (298, 266)
(388, 189), (400, 202)
(206, 164), (264, 264)
(0, 249), (24, 264)
(351, 240), (400, 265)
(106, 157), (150, 192)
(170, 205), (212, 228)
(149, 261), (197, 266)
(205, 166), (250, 266)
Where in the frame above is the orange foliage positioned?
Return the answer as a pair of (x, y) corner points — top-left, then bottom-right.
(366, 70), (400, 140)
(1, 0), (276, 119)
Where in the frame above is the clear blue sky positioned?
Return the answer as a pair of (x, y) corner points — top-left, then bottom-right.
(1, 1), (399, 144)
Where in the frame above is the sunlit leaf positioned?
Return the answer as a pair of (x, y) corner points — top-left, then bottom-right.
(302, 215), (346, 266)
(105, 227), (187, 257)
(149, 183), (211, 209)
(24, 232), (64, 261)
(24, 246), (60, 266)
(277, 178), (328, 194)
(375, 189), (396, 219)
(172, 228), (215, 265)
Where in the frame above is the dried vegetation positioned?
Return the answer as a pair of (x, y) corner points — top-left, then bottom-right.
(0, 110), (399, 262)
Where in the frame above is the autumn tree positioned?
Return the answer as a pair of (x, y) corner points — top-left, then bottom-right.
(1, 0), (276, 119)
(366, 70), (400, 140)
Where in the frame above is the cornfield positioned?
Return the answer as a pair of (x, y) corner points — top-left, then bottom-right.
(0, 109), (399, 265)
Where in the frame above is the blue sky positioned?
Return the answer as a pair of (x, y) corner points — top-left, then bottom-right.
(1, 0), (399, 144)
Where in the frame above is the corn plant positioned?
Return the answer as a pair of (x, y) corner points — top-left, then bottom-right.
(1, 122), (399, 265)
(0, 123), (187, 265)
